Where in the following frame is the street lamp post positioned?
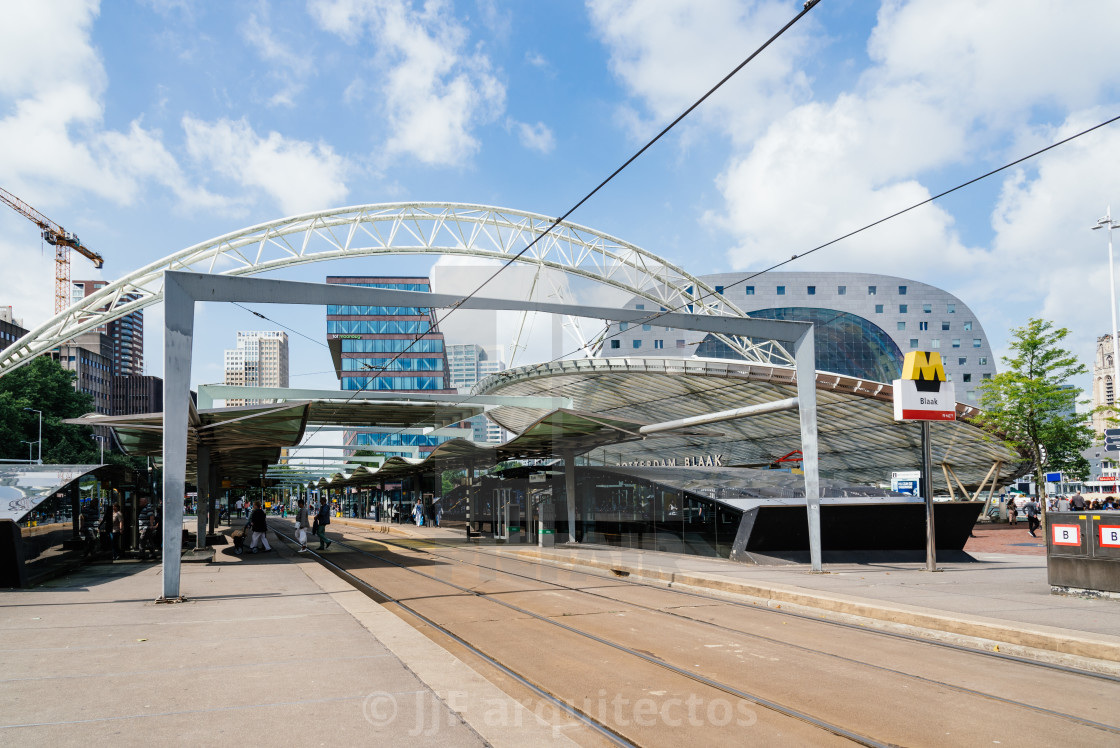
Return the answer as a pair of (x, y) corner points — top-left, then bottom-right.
(91, 434), (105, 464)
(23, 408), (41, 464)
(1094, 207), (1120, 415)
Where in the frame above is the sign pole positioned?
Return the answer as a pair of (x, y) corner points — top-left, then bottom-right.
(921, 420), (937, 572)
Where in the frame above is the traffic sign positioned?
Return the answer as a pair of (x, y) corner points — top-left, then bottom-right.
(1105, 430), (1120, 452)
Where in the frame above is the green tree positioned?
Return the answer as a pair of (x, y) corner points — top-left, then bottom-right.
(0, 356), (142, 469)
(974, 318), (1093, 496)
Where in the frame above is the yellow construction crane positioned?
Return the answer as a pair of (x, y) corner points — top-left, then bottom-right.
(0, 186), (105, 313)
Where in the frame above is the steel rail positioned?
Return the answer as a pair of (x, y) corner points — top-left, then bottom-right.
(280, 526), (889, 746)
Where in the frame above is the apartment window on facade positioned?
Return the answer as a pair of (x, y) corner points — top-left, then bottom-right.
(898, 285), (907, 295)
(923, 303), (932, 313)
(919, 321), (929, 331)
(899, 304), (908, 313)
(964, 321), (973, 331)
(635, 303), (645, 310)
(837, 285), (846, 295)
(807, 285), (816, 295)
(967, 390), (975, 399)
(868, 285), (877, 295)
(676, 339), (687, 348)
(948, 303), (956, 313)
(776, 285), (786, 295)
(745, 286), (755, 295)
(979, 357), (988, 365)
(897, 321), (906, 331)
(633, 340), (642, 349)
(958, 357), (967, 365)
(875, 304), (884, 313)
(909, 338), (919, 347)
(610, 340), (620, 349)
(973, 339), (982, 348)
(620, 322), (628, 330)
(931, 339), (940, 348)
(715, 286), (724, 295)
(642, 324), (651, 331)
(982, 373), (991, 380)
(952, 339), (961, 348)
(654, 339), (664, 349)
(963, 373), (972, 383)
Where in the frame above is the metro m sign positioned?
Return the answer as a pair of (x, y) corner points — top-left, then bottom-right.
(893, 351), (957, 422)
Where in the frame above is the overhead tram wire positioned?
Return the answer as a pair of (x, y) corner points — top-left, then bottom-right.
(313, 0), (822, 387)
(219, 0), (821, 460)
(375, 110), (1120, 446)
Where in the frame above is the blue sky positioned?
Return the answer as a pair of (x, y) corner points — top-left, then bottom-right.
(1, 0), (1119, 400)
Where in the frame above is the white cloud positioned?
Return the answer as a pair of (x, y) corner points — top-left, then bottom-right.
(308, 0), (505, 166)
(586, 0), (813, 145)
(183, 116), (351, 216)
(509, 120), (555, 154)
(707, 0), (1120, 379)
(241, 10), (316, 107)
(0, 0), (222, 212)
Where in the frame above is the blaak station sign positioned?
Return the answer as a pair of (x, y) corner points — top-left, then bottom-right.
(892, 351), (957, 422)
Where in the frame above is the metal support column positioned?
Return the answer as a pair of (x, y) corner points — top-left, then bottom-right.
(563, 449), (577, 544)
(794, 329), (823, 572)
(161, 272), (194, 601)
(196, 445), (209, 549)
(208, 465), (220, 535)
(921, 421), (937, 572)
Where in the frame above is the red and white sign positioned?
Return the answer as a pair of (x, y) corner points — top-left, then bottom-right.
(892, 379), (957, 422)
(1052, 524), (1081, 546)
(1100, 525), (1120, 548)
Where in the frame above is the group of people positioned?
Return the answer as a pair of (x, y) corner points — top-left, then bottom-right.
(77, 497), (161, 561)
(1003, 496), (1042, 537)
(411, 499), (442, 527)
(242, 498), (334, 554)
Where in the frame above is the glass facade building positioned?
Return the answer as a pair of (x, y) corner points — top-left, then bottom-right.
(695, 307), (904, 383)
(326, 276), (457, 456)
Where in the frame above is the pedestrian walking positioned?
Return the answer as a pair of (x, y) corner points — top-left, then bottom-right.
(314, 499), (332, 550)
(1023, 497), (1041, 538)
(294, 499), (310, 552)
(1006, 497), (1018, 526)
(248, 501), (272, 553)
(111, 503), (123, 560)
(435, 501), (443, 528)
(413, 500), (423, 527)
(1071, 491), (1087, 510)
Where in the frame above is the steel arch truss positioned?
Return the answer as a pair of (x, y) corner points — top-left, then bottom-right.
(0, 202), (793, 376)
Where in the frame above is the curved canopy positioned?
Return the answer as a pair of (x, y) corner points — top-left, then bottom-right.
(0, 202), (790, 378)
(474, 356), (1030, 490)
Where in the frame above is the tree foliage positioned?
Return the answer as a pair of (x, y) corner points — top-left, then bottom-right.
(0, 356), (137, 468)
(974, 318), (1093, 488)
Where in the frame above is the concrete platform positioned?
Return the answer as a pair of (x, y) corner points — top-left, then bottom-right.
(0, 534), (575, 747)
(340, 518), (1120, 669)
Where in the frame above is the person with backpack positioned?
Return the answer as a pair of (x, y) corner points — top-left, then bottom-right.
(314, 499), (332, 550)
(248, 500), (272, 553)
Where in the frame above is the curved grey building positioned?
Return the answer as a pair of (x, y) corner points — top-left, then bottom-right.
(602, 272), (997, 405)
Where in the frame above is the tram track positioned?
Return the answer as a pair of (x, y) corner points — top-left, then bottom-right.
(271, 526), (886, 746)
(353, 527), (1120, 683)
(272, 523), (1120, 745)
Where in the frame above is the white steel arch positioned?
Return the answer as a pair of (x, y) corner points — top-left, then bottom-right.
(0, 202), (793, 376)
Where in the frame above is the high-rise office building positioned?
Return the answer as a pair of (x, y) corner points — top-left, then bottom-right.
(326, 276), (459, 457)
(447, 343), (507, 443)
(223, 331), (289, 406)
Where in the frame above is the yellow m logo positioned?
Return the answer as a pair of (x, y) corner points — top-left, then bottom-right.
(901, 351), (946, 382)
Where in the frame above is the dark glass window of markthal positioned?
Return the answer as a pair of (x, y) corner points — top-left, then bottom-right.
(694, 307), (903, 382)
